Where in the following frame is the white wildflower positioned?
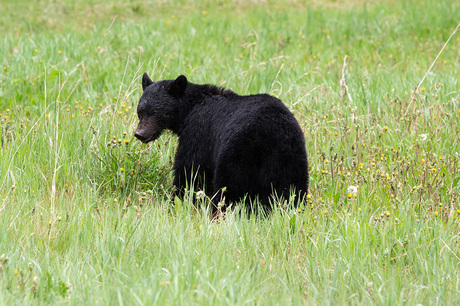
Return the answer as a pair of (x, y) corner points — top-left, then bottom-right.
(347, 185), (358, 195)
(196, 190), (205, 200)
(419, 134), (428, 141)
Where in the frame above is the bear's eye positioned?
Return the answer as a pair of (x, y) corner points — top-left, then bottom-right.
(137, 109), (155, 119)
(137, 110), (146, 119)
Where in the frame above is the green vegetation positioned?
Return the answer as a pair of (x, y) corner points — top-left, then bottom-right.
(1, 0), (460, 304)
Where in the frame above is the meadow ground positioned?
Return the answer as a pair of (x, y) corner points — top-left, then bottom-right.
(1, 0), (460, 304)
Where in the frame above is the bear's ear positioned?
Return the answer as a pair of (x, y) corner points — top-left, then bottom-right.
(142, 72), (154, 91)
(167, 75), (188, 98)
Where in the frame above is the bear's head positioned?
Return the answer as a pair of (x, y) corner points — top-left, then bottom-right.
(134, 73), (188, 143)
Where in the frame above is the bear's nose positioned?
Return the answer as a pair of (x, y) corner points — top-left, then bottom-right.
(134, 130), (147, 142)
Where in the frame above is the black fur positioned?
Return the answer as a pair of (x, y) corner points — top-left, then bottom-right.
(135, 73), (309, 213)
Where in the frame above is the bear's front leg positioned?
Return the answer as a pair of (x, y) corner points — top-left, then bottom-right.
(172, 168), (187, 201)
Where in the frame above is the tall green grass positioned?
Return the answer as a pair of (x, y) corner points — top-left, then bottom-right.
(1, 0), (460, 304)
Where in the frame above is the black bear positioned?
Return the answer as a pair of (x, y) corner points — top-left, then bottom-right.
(135, 73), (308, 213)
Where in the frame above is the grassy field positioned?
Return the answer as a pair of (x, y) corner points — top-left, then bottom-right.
(1, 0), (460, 304)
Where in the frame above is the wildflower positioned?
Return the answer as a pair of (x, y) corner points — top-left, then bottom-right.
(124, 139), (129, 144)
(306, 194), (311, 199)
(196, 190), (205, 200)
(419, 134), (428, 141)
(120, 168), (124, 171)
(384, 126), (388, 131)
(58, 50), (62, 54)
(347, 185), (358, 194)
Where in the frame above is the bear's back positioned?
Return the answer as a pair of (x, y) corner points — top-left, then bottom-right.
(213, 93), (301, 145)
(182, 89), (301, 143)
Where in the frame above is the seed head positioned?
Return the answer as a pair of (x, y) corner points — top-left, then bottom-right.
(347, 185), (358, 194)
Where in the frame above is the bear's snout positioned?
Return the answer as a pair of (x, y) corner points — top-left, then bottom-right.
(134, 129), (148, 142)
(134, 121), (161, 143)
